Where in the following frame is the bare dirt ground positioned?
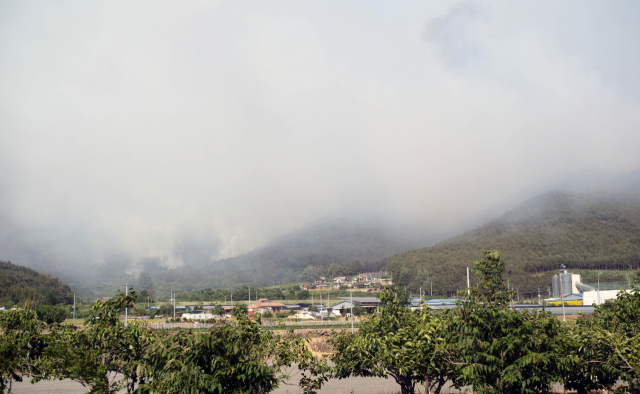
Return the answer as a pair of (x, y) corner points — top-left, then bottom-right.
(10, 375), (465, 394)
(10, 378), (128, 393)
(8, 377), (591, 394)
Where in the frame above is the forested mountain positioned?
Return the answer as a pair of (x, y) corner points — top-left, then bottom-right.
(386, 189), (640, 298)
(152, 216), (431, 291)
(0, 260), (74, 307)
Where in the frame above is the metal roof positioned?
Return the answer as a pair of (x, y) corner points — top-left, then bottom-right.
(338, 297), (380, 303)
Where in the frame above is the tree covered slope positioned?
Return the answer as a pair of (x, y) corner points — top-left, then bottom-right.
(386, 190), (640, 298)
(0, 260), (74, 307)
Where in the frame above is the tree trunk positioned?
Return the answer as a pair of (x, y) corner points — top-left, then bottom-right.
(399, 377), (415, 394)
(433, 376), (446, 394)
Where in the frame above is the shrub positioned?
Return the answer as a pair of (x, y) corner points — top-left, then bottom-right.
(35, 305), (68, 324)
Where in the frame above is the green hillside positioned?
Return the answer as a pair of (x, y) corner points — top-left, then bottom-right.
(386, 190), (640, 299)
(0, 260), (74, 308)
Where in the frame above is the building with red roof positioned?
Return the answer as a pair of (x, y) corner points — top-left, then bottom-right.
(248, 298), (286, 316)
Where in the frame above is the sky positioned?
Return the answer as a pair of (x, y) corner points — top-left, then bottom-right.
(1, 1), (639, 273)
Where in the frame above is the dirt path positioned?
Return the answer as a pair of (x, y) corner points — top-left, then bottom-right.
(9, 377), (570, 393)
(10, 378), (128, 393)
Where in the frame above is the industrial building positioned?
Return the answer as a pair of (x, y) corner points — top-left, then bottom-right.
(545, 269), (631, 306)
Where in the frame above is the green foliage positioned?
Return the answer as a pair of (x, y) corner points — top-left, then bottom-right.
(415, 268), (431, 289)
(35, 305), (68, 324)
(232, 303), (248, 318)
(398, 266), (411, 287)
(1, 249), (637, 393)
(136, 289), (151, 303)
(331, 287), (453, 394)
(351, 301), (365, 317)
(134, 311), (328, 393)
(447, 250), (567, 394)
(30, 290), (145, 393)
(212, 304), (225, 316)
(565, 285), (640, 393)
(137, 272), (153, 290)
(0, 309), (45, 393)
(0, 261), (74, 307)
(0, 288), (330, 394)
(176, 285), (286, 302)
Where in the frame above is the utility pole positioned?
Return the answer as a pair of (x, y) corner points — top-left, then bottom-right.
(350, 286), (354, 333)
(597, 273), (601, 305)
(467, 267), (470, 296)
(327, 286), (330, 318)
(559, 264), (566, 322)
(125, 283), (128, 327)
(627, 274), (630, 289)
(431, 281), (432, 296)
(171, 288), (175, 321)
(73, 293), (76, 320)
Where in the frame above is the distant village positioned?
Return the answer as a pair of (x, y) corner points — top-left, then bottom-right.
(144, 271), (391, 321)
(137, 268), (634, 324)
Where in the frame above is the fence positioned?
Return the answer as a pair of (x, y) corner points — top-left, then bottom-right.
(581, 282), (632, 291)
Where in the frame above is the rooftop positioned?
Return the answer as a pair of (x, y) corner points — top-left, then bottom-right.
(338, 297), (380, 304)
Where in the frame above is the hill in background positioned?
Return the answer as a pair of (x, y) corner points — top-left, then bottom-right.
(150, 216), (436, 291)
(386, 189), (640, 299)
(0, 260), (74, 308)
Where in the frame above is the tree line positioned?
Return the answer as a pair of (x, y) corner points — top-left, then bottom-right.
(2, 250), (639, 393)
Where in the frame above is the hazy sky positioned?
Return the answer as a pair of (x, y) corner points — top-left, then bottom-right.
(1, 1), (639, 270)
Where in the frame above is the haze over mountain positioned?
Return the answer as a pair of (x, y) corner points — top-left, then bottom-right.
(61, 214), (437, 299)
(1, 2), (640, 289)
(386, 178), (640, 298)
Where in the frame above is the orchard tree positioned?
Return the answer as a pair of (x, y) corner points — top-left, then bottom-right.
(0, 309), (46, 393)
(35, 305), (67, 324)
(564, 285), (640, 393)
(331, 287), (454, 394)
(446, 250), (567, 394)
(134, 310), (329, 393)
(29, 290), (148, 393)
